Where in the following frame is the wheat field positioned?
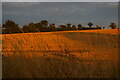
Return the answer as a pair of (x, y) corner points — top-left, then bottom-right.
(1, 29), (119, 78)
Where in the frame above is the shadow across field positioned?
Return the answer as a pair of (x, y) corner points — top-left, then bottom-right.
(2, 51), (117, 78)
(58, 32), (118, 47)
(51, 52), (111, 63)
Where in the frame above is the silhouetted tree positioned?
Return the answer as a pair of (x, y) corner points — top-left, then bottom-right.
(59, 25), (67, 31)
(96, 25), (99, 29)
(3, 19), (109, 34)
(77, 24), (83, 30)
(49, 23), (56, 31)
(36, 20), (49, 32)
(22, 25), (28, 33)
(2, 20), (23, 34)
(109, 23), (116, 29)
(88, 22), (93, 28)
(99, 26), (102, 29)
(56, 27), (61, 31)
(22, 25), (33, 33)
(29, 23), (37, 32)
(66, 23), (72, 30)
(40, 20), (48, 27)
(34, 22), (45, 32)
(23, 23), (39, 32)
(71, 25), (76, 30)
(96, 25), (101, 29)
(34, 23), (41, 32)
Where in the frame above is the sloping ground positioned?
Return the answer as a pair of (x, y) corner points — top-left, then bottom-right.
(2, 29), (119, 78)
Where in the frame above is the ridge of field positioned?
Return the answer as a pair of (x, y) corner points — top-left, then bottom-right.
(2, 29), (119, 78)
(2, 29), (119, 52)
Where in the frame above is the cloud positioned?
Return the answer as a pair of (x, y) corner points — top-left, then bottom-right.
(2, 0), (119, 2)
(2, 2), (118, 27)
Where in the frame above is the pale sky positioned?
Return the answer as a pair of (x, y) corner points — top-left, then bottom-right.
(2, 2), (118, 27)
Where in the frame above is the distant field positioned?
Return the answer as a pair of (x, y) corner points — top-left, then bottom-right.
(2, 29), (119, 78)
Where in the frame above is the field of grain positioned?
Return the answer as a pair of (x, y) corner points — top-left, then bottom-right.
(1, 29), (119, 78)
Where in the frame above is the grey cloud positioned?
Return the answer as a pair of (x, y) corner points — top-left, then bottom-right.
(2, 2), (118, 27)
(2, 0), (119, 2)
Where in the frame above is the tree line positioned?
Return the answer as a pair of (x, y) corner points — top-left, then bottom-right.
(2, 20), (117, 34)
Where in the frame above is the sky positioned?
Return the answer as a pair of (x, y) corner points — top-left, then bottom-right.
(2, 2), (118, 27)
(1, 0), (119, 2)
